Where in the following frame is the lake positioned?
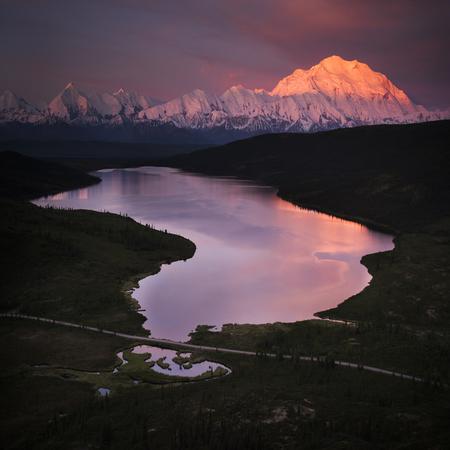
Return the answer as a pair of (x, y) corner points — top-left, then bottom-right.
(35, 166), (394, 340)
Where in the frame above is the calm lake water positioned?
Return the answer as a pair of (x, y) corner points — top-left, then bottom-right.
(35, 167), (393, 340)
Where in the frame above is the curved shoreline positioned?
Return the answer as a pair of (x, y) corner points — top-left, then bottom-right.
(38, 166), (394, 333)
(273, 190), (399, 323)
(152, 167), (397, 327)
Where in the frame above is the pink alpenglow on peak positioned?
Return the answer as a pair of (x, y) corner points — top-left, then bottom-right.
(1, 56), (448, 131)
(46, 84), (159, 124)
(271, 55), (412, 106)
(137, 55), (441, 131)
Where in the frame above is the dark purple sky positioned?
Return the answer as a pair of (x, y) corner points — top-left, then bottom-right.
(1, 0), (449, 108)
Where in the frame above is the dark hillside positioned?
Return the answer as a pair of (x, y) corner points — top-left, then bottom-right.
(0, 151), (100, 199)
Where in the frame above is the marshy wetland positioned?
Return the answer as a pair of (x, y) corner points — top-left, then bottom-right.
(31, 344), (230, 395)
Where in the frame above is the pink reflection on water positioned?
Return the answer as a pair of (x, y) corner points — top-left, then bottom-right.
(78, 188), (89, 200)
(34, 167), (394, 340)
(48, 191), (68, 201)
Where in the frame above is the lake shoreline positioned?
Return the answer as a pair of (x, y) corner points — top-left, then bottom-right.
(37, 165), (394, 339)
(278, 191), (397, 235)
(275, 191), (399, 322)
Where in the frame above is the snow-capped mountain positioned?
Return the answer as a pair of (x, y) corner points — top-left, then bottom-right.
(1, 55), (448, 142)
(139, 56), (441, 132)
(0, 83), (161, 126)
(112, 88), (159, 116)
(0, 90), (44, 123)
(46, 83), (160, 124)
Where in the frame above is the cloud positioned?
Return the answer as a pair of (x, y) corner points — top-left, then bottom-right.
(0, 0), (448, 107)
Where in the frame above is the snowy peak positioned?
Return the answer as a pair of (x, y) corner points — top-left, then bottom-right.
(180, 88), (218, 107)
(48, 83), (90, 120)
(139, 89), (223, 126)
(220, 85), (271, 117)
(0, 90), (23, 110)
(1, 56), (446, 132)
(46, 84), (159, 123)
(113, 88), (159, 113)
(316, 55), (364, 74)
(0, 89), (43, 123)
(137, 55), (439, 132)
(271, 55), (411, 106)
(0, 89), (36, 112)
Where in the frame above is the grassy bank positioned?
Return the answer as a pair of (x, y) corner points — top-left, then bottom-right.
(0, 199), (195, 333)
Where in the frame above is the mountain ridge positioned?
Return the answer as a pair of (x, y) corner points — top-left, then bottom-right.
(1, 56), (448, 143)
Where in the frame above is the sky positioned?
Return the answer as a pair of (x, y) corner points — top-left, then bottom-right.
(1, 0), (449, 108)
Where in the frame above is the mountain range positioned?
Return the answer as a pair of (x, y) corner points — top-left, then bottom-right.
(1, 56), (448, 143)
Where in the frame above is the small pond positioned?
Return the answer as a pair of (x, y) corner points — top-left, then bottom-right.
(117, 345), (230, 378)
